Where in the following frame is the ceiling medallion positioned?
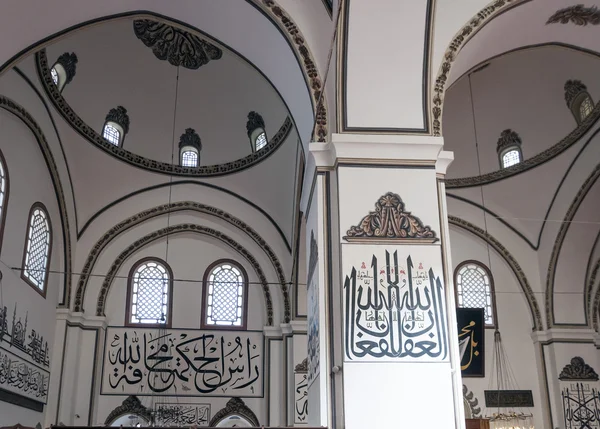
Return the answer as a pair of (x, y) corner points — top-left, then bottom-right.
(133, 19), (223, 70)
(343, 192), (438, 243)
(547, 5), (600, 26)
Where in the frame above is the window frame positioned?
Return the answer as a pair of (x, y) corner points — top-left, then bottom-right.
(251, 128), (267, 152)
(570, 91), (595, 125)
(453, 260), (498, 329)
(201, 259), (249, 331)
(21, 202), (52, 298)
(499, 146), (522, 169)
(50, 62), (68, 92)
(103, 121), (125, 147)
(0, 149), (10, 257)
(125, 257), (174, 328)
(180, 145), (199, 167)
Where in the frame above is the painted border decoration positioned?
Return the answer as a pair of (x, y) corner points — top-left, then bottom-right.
(343, 192), (438, 243)
(101, 327), (264, 397)
(0, 347), (49, 404)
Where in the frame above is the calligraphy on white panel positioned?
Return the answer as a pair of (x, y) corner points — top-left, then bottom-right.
(101, 328), (264, 397)
(343, 246), (449, 362)
(0, 347), (49, 403)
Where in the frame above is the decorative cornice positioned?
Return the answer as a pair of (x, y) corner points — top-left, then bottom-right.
(448, 215), (543, 331)
(246, 111), (266, 137)
(95, 223), (274, 325)
(295, 357), (308, 373)
(209, 397), (259, 427)
(133, 19), (222, 69)
(36, 48), (293, 177)
(0, 96), (72, 309)
(433, 0), (524, 136)
(307, 230), (318, 284)
(463, 384), (482, 418)
(55, 52), (78, 84)
(446, 101), (600, 188)
(559, 356), (599, 380)
(496, 129), (522, 153)
(74, 201), (289, 321)
(105, 106), (130, 134)
(344, 192), (438, 243)
(546, 162), (600, 327)
(178, 128), (202, 151)
(257, 0), (327, 142)
(104, 396), (152, 424)
(565, 80), (588, 108)
(547, 5), (600, 26)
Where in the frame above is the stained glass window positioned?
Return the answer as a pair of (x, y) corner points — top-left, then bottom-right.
(204, 262), (246, 328)
(254, 132), (267, 151)
(128, 260), (171, 325)
(103, 123), (121, 146)
(580, 96), (594, 120)
(501, 149), (521, 168)
(181, 149), (198, 167)
(455, 261), (496, 327)
(23, 205), (51, 292)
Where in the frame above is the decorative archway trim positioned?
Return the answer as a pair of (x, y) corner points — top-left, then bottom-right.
(448, 215), (543, 331)
(546, 162), (600, 327)
(96, 223), (274, 325)
(104, 395), (152, 425)
(75, 201), (289, 322)
(0, 95), (72, 308)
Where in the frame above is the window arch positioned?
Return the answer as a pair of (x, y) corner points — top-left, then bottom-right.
(0, 149), (9, 254)
(496, 129), (522, 169)
(103, 106), (130, 147)
(246, 111), (267, 153)
(565, 80), (595, 124)
(50, 52), (78, 93)
(202, 260), (248, 329)
(178, 128), (202, 167)
(22, 203), (52, 296)
(126, 258), (173, 327)
(454, 261), (497, 328)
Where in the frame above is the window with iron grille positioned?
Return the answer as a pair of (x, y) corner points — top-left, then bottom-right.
(501, 149), (521, 168)
(254, 132), (267, 151)
(181, 149), (198, 167)
(22, 204), (51, 294)
(580, 96), (594, 121)
(103, 123), (121, 146)
(127, 259), (172, 326)
(203, 260), (247, 329)
(454, 261), (497, 327)
(50, 67), (59, 86)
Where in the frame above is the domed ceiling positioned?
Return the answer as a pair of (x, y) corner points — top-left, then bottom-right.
(40, 17), (295, 173)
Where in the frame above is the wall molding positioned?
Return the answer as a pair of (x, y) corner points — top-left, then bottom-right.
(0, 95), (72, 307)
(95, 223), (274, 325)
(74, 201), (290, 322)
(448, 215), (543, 331)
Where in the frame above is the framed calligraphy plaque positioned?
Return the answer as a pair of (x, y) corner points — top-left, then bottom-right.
(101, 327), (264, 397)
(484, 390), (534, 407)
(457, 308), (485, 377)
(0, 346), (49, 403)
(342, 245), (449, 362)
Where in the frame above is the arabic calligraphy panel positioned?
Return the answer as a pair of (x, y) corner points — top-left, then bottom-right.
(155, 403), (211, 426)
(294, 372), (308, 424)
(0, 346), (49, 403)
(101, 327), (264, 397)
(343, 245), (449, 362)
(457, 308), (485, 377)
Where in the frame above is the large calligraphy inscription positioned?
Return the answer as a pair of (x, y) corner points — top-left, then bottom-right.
(101, 328), (264, 397)
(0, 347), (49, 403)
(562, 383), (600, 429)
(343, 246), (449, 362)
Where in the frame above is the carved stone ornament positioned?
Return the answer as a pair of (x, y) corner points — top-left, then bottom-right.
(209, 397), (259, 427)
(179, 128), (202, 151)
(463, 384), (481, 418)
(55, 52), (78, 83)
(496, 129), (522, 153)
(246, 111), (266, 137)
(344, 192), (438, 243)
(295, 357), (308, 373)
(105, 106), (130, 134)
(133, 19), (222, 70)
(104, 395), (153, 424)
(559, 356), (599, 381)
(564, 80), (588, 107)
(547, 5), (600, 26)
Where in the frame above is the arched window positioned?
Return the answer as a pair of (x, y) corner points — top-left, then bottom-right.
(126, 258), (173, 326)
(0, 150), (9, 253)
(178, 128), (202, 167)
(202, 260), (248, 329)
(565, 80), (595, 124)
(454, 261), (497, 328)
(50, 52), (78, 93)
(103, 106), (130, 147)
(22, 203), (52, 296)
(246, 111), (267, 153)
(496, 129), (522, 169)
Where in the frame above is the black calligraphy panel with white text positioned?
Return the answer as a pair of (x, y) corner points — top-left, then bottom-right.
(343, 246), (449, 362)
(101, 328), (264, 397)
